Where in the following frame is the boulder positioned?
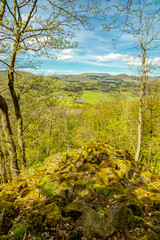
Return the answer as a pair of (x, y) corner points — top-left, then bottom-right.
(74, 207), (107, 239)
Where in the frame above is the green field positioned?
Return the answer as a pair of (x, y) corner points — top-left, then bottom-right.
(82, 90), (115, 104)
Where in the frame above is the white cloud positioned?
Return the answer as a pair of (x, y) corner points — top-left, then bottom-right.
(94, 53), (127, 62)
(56, 49), (74, 61)
(123, 56), (142, 66)
(94, 53), (160, 68)
(124, 56), (160, 67)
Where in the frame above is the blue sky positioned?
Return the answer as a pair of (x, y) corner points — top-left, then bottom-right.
(23, 26), (139, 76)
(2, 0), (160, 76)
(24, 23), (160, 76)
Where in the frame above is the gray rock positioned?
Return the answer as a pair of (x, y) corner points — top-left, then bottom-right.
(74, 208), (107, 239)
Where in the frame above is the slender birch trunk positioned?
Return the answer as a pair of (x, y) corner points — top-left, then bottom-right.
(135, 49), (146, 162)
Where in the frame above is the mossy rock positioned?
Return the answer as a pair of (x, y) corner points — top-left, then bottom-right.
(97, 167), (120, 182)
(114, 169), (126, 178)
(0, 201), (16, 235)
(77, 163), (97, 173)
(64, 200), (90, 220)
(93, 184), (108, 196)
(20, 188), (31, 198)
(141, 172), (159, 183)
(107, 181), (123, 191)
(111, 159), (131, 173)
(146, 182), (160, 193)
(95, 172), (108, 185)
(127, 200), (144, 216)
(107, 186), (123, 195)
(0, 235), (11, 240)
(59, 172), (76, 182)
(95, 168), (110, 184)
(107, 203), (136, 231)
(0, 189), (17, 202)
(73, 182), (86, 192)
(27, 202), (62, 232)
(12, 178), (28, 192)
(42, 202), (62, 227)
(99, 160), (109, 168)
(59, 180), (71, 190)
(152, 200), (160, 211)
(27, 210), (45, 233)
(8, 221), (28, 240)
(116, 194), (138, 203)
(137, 231), (159, 240)
(61, 153), (72, 162)
(134, 215), (148, 227)
(14, 190), (39, 209)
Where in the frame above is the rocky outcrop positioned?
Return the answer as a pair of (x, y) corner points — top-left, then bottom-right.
(0, 142), (159, 239)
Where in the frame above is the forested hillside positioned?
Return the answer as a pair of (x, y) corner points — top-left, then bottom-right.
(0, 70), (160, 183)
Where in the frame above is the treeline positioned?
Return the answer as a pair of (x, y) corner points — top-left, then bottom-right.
(58, 75), (139, 94)
(0, 74), (159, 182)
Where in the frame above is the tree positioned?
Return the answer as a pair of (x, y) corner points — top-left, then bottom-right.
(0, 95), (20, 178)
(104, 0), (160, 161)
(0, 0), (6, 21)
(0, 0), (103, 177)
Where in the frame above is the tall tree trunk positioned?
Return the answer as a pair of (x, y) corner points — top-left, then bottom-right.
(0, 144), (8, 183)
(8, 42), (26, 168)
(135, 49), (146, 162)
(0, 0), (6, 21)
(0, 95), (20, 179)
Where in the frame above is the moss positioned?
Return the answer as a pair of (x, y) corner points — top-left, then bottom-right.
(20, 188), (31, 198)
(146, 182), (160, 193)
(93, 184), (108, 196)
(59, 172), (76, 182)
(152, 200), (160, 211)
(107, 186), (123, 195)
(127, 200), (144, 216)
(12, 178), (28, 192)
(27, 210), (45, 233)
(134, 216), (148, 227)
(95, 168), (110, 184)
(77, 163), (97, 172)
(8, 221), (28, 240)
(1, 235), (11, 240)
(59, 180), (70, 190)
(114, 169), (126, 178)
(73, 182), (86, 192)
(138, 231), (159, 240)
(42, 202), (62, 227)
(141, 172), (159, 183)
(116, 194), (138, 203)
(0, 201), (16, 235)
(107, 181), (123, 191)
(14, 190), (40, 209)
(0, 189), (17, 202)
(65, 201), (87, 213)
(112, 206), (136, 229)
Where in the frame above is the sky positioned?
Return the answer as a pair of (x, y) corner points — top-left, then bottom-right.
(23, 27), (140, 76)
(25, 24), (160, 76)
(2, 0), (160, 76)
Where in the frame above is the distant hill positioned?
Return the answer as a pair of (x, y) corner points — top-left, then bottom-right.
(54, 73), (138, 83)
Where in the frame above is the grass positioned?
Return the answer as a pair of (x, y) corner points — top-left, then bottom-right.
(59, 90), (138, 107)
(81, 91), (115, 104)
